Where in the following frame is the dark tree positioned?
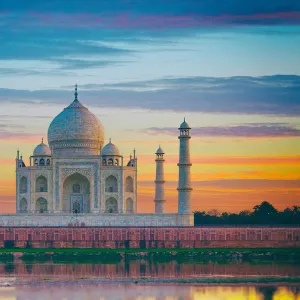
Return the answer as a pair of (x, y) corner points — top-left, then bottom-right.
(252, 201), (278, 224)
(194, 201), (299, 226)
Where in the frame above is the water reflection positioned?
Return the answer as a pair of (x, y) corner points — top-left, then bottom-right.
(0, 260), (299, 281)
(0, 285), (299, 300)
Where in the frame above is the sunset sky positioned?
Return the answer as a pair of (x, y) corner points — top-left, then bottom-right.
(0, 0), (300, 214)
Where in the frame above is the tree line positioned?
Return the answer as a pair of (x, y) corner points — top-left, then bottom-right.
(194, 201), (300, 225)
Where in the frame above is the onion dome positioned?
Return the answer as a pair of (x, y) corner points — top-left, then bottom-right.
(33, 139), (51, 156)
(155, 145), (164, 155)
(101, 138), (120, 156)
(127, 154), (135, 166)
(47, 85), (104, 157)
(179, 117), (191, 129)
(127, 159), (135, 166)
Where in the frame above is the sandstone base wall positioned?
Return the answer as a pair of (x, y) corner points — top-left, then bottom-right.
(0, 226), (299, 248)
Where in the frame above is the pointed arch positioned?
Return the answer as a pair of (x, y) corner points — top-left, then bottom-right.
(105, 197), (118, 213)
(19, 198), (28, 213)
(105, 175), (118, 192)
(36, 175), (48, 192)
(126, 198), (134, 213)
(125, 176), (133, 192)
(36, 197), (48, 213)
(19, 176), (27, 193)
(62, 172), (90, 213)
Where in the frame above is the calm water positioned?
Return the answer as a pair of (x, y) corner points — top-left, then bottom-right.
(0, 260), (300, 281)
(0, 284), (299, 300)
(0, 260), (299, 299)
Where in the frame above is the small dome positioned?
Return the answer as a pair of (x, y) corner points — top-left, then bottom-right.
(127, 158), (135, 166)
(156, 146), (164, 154)
(102, 139), (120, 156)
(179, 118), (190, 129)
(33, 140), (51, 156)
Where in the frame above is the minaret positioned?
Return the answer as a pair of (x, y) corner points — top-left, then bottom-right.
(177, 118), (192, 213)
(154, 146), (166, 213)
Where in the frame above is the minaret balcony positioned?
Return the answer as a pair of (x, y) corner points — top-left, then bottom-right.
(154, 180), (165, 184)
(177, 186), (193, 191)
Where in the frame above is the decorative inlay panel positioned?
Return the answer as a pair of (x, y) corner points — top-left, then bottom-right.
(61, 168), (92, 182)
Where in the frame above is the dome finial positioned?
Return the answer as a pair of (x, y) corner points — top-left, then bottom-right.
(184, 117), (185, 122)
(109, 137), (111, 143)
(74, 84), (78, 101)
(41, 137), (43, 143)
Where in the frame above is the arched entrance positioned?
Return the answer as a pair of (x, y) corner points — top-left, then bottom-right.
(63, 173), (90, 213)
(19, 177), (27, 193)
(73, 201), (81, 214)
(36, 197), (47, 213)
(125, 176), (133, 192)
(105, 175), (118, 192)
(126, 198), (134, 213)
(36, 175), (48, 192)
(105, 197), (118, 213)
(19, 198), (28, 213)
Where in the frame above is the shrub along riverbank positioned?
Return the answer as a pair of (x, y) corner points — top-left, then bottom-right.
(0, 248), (299, 263)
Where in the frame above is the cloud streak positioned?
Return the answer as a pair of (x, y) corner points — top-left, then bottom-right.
(138, 178), (300, 190)
(2, 0), (300, 29)
(2, 12), (300, 29)
(1, 0), (300, 16)
(1, 75), (300, 115)
(0, 129), (43, 142)
(145, 123), (300, 137)
(138, 154), (300, 166)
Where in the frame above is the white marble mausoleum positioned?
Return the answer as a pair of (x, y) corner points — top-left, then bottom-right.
(11, 86), (194, 227)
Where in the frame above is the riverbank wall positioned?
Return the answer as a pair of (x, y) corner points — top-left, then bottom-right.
(1, 226), (299, 248)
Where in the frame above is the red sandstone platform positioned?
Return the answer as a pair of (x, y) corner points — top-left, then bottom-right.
(0, 226), (299, 248)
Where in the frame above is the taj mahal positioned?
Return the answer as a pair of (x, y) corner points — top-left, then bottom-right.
(4, 86), (193, 227)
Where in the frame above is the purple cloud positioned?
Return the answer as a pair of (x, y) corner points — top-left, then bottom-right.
(2, 11), (300, 29)
(1, 75), (300, 115)
(144, 124), (300, 137)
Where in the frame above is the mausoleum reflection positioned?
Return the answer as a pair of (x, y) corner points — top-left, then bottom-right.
(1, 260), (300, 280)
(0, 285), (299, 300)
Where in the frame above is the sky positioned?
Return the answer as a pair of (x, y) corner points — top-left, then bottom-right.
(0, 0), (300, 214)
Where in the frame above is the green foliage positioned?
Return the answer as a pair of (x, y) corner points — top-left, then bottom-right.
(20, 253), (52, 262)
(0, 253), (14, 262)
(18, 252), (122, 264)
(51, 252), (122, 264)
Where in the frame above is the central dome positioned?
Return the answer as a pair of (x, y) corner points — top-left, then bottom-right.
(47, 86), (104, 157)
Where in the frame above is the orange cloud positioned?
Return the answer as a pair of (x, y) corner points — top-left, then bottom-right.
(137, 155), (300, 166)
(137, 185), (300, 213)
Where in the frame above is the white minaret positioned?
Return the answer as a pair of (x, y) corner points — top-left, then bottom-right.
(154, 146), (166, 213)
(177, 118), (192, 213)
